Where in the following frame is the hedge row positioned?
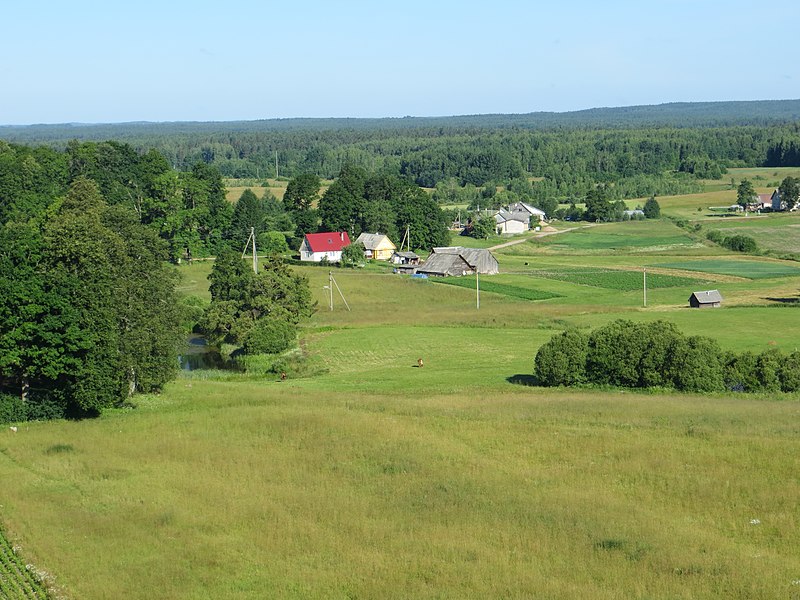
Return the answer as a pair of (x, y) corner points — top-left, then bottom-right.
(534, 320), (799, 393)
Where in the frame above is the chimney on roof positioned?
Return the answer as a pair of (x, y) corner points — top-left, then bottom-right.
(340, 232), (344, 241)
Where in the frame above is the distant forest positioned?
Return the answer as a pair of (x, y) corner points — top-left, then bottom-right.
(3, 100), (800, 203)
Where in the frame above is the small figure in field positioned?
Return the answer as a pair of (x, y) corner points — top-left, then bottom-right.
(417, 358), (424, 368)
(280, 371), (287, 381)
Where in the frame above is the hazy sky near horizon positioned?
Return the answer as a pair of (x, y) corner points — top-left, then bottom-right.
(2, 0), (798, 125)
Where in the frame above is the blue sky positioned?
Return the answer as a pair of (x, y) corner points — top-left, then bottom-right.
(2, 0), (798, 124)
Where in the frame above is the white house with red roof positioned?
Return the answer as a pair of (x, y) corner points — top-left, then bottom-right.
(299, 231), (351, 262)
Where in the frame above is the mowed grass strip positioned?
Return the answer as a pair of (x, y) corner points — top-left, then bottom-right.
(431, 277), (562, 301)
(655, 259), (800, 279)
(523, 267), (709, 291)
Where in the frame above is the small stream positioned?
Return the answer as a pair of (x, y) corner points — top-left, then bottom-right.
(179, 334), (239, 371)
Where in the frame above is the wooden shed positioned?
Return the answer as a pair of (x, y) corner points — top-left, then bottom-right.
(689, 290), (722, 308)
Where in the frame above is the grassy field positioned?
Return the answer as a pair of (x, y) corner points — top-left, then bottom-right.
(654, 258), (800, 280)
(224, 178), (333, 204)
(2, 211), (800, 599)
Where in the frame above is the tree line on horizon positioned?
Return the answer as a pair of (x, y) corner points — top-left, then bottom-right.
(3, 101), (800, 204)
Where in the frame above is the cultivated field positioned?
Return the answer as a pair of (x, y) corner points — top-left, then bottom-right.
(2, 193), (800, 599)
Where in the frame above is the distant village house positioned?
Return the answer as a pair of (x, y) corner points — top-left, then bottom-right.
(494, 209), (529, 235)
(299, 232), (351, 263)
(355, 233), (396, 261)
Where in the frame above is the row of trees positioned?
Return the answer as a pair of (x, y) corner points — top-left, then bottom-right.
(281, 166), (450, 251)
(534, 320), (800, 393)
(0, 140), (324, 422)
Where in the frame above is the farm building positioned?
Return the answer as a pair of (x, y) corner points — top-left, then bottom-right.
(623, 209), (645, 219)
(494, 209), (529, 234)
(507, 201), (547, 222)
(416, 247), (499, 277)
(299, 231), (351, 263)
(356, 233), (396, 260)
(391, 251), (420, 265)
(689, 290), (723, 308)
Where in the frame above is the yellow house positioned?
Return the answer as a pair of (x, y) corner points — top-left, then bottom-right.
(355, 233), (396, 261)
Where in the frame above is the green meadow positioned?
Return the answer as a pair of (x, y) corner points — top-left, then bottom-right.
(2, 201), (800, 598)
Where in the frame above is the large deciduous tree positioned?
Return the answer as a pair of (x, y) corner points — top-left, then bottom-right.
(0, 177), (183, 419)
(200, 250), (315, 353)
(736, 179), (755, 209)
(779, 176), (799, 210)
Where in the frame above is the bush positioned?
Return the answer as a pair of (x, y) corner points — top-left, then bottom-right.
(638, 321), (683, 387)
(340, 242), (365, 268)
(0, 392), (26, 423)
(586, 320), (648, 387)
(242, 319), (296, 355)
(722, 234), (758, 253)
(534, 329), (589, 386)
(778, 351), (800, 392)
(257, 231), (290, 256)
(724, 351), (760, 392)
(667, 336), (725, 392)
(756, 348), (784, 392)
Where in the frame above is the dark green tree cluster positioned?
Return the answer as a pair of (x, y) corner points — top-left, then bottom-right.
(643, 196), (661, 218)
(227, 188), (290, 252)
(199, 250), (315, 355)
(706, 230), (758, 253)
(0, 178), (183, 422)
(466, 214), (495, 239)
(779, 176), (799, 210)
(283, 173), (321, 239)
(736, 179), (756, 209)
(534, 320), (799, 393)
(317, 166), (449, 250)
(0, 140), (238, 262)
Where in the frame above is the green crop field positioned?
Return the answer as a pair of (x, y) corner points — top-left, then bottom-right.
(431, 276), (562, 301)
(3, 213), (800, 599)
(655, 258), (800, 279)
(522, 267), (709, 291)
(0, 530), (48, 599)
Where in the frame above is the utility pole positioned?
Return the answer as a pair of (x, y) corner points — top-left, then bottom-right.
(241, 227), (258, 273)
(328, 271), (334, 311)
(643, 268), (647, 307)
(328, 271), (350, 311)
(275, 151), (279, 179)
(476, 270), (480, 310)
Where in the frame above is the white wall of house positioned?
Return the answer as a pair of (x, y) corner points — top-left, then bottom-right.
(497, 219), (527, 234)
(299, 240), (343, 262)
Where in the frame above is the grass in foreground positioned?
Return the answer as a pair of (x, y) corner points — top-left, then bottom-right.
(1, 378), (798, 599)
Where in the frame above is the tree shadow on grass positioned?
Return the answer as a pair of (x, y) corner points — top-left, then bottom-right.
(764, 297), (800, 304)
(507, 374), (538, 387)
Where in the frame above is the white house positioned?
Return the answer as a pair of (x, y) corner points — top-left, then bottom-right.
(299, 231), (351, 263)
(508, 201), (547, 222)
(494, 209), (529, 234)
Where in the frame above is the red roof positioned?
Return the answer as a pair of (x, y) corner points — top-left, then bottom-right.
(304, 231), (351, 252)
